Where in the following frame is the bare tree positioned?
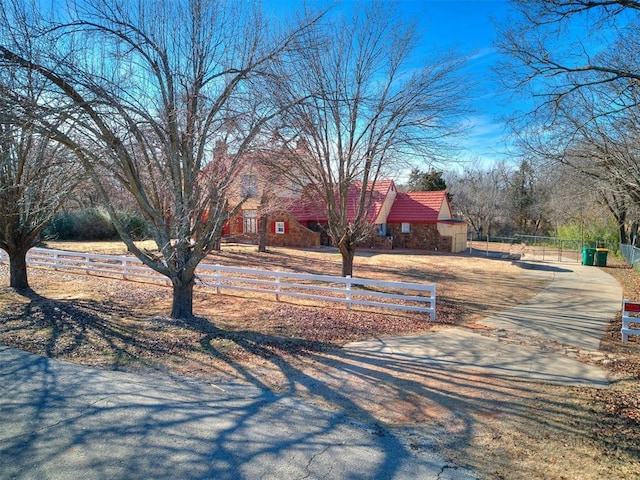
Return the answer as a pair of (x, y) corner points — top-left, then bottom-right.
(448, 163), (509, 238)
(0, 40), (80, 289)
(499, 1), (640, 240)
(268, 1), (467, 276)
(514, 72), (640, 236)
(0, 0), (322, 318)
(500, 1), (640, 110)
(255, 166), (290, 254)
(0, 119), (78, 288)
(504, 159), (554, 235)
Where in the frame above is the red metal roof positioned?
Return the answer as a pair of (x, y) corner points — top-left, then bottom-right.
(284, 182), (450, 225)
(386, 191), (448, 224)
(348, 180), (395, 222)
(286, 180), (396, 223)
(286, 199), (327, 222)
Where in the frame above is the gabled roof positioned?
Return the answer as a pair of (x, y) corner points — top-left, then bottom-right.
(348, 180), (396, 223)
(387, 191), (449, 223)
(286, 199), (326, 222)
(286, 180), (397, 223)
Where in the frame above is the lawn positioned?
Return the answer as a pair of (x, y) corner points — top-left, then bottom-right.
(1, 241), (639, 479)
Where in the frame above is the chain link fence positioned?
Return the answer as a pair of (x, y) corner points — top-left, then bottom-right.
(620, 244), (640, 271)
(467, 234), (618, 264)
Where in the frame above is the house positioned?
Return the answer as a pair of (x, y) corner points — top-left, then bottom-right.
(218, 154), (322, 248)
(286, 180), (398, 249)
(386, 190), (467, 252)
(223, 206), (321, 248)
(222, 176), (467, 253)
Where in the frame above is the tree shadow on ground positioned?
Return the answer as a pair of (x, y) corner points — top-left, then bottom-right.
(174, 315), (640, 479)
(2, 284), (637, 479)
(0, 288), (190, 368)
(149, 315), (640, 478)
(2, 344), (408, 480)
(0, 290), (421, 478)
(208, 245), (461, 284)
(512, 261), (574, 273)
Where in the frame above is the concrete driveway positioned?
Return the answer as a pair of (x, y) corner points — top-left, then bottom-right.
(343, 327), (609, 387)
(346, 261), (620, 388)
(479, 261), (621, 350)
(0, 345), (475, 480)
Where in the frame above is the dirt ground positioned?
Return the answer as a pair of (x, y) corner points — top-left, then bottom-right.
(1, 241), (639, 479)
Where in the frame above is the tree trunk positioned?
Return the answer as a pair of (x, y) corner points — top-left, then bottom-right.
(631, 222), (639, 246)
(338, 241), (355, 277)
(618, 209), (628, 245)
(171, 275), (195, 319)
(258, 214), (268, 253)
(8, 247), (29, 289)
(619, 222), (628, 245)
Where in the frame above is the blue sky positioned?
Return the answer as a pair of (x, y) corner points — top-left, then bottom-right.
(418, 0), (516, 167)
(387, 0), (519, 168)
(266, 0), (518, 169)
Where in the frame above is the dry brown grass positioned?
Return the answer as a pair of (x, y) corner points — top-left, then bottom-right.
(1, 241), (639, 479)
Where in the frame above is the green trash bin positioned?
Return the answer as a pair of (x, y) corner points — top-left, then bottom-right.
(582, 247), (596, 266)
(595, 248), (609, 267)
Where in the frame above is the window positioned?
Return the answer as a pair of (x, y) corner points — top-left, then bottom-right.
(275, 222), (285, 234)
(241, 174), (258, 198)
(377, 224), (387, 236)
(401, 223), (410, 233)
(243, 210), (258, 233)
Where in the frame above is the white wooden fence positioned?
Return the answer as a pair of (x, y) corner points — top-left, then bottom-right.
(0, 248), (436, 319)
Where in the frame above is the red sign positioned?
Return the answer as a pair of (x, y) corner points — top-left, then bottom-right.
(624, 302), (640, 313)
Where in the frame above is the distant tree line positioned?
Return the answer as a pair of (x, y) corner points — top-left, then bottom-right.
(444, 160), (620, 244)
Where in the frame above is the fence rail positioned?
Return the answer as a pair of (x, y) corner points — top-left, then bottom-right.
(0, 248), (436, 319)
(468, 234), (616, 251)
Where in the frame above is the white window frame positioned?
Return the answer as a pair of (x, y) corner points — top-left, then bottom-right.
(275, 221), (286, 234)
(401, 222), (411, 233)
(243, 210), (258, 233)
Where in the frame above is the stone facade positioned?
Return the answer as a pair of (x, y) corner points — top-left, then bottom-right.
(359, 234), (394, 250)
(224, 210), (320, 248)
(387, 223), (453, 251)
(265, 211), (321, 248)
(224, 214), (455, 252)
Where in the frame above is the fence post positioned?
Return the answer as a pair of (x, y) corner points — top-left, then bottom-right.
(430, 287), (436, 321)
(22, 247), (439, 317)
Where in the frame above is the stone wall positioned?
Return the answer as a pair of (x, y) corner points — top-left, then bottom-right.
(387, 222), (452, 251)
(358, 234), (393, 250)
(266, 212), (320, 248)
(224, 211), (320, 248)
(225, 214), (453, 251)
